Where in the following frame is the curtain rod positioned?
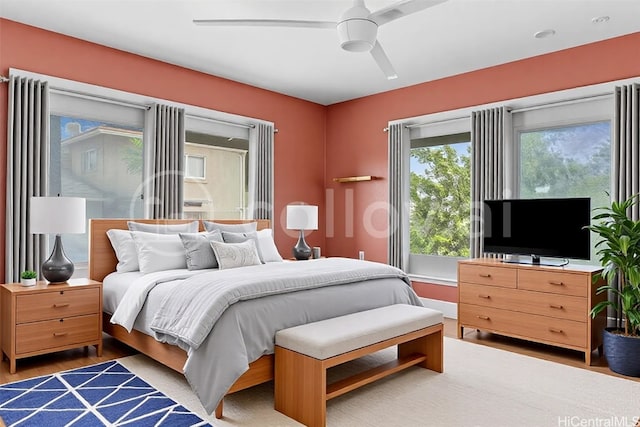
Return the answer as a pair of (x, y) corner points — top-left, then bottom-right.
(50, 87), (149, 110)
(384, 92), (614, 132)
(509, 93), (612, 113)
(186, 113), (256, 129)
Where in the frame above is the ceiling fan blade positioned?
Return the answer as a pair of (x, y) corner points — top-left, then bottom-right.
(370, 41), (398, 80)
(369, 0), (448, 26)
(193, 19), (336, 29)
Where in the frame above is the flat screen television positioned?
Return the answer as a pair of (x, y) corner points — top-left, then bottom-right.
(482, 197), (591, 266)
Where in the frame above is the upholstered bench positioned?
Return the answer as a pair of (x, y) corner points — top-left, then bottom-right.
(274, 304), (444, 427)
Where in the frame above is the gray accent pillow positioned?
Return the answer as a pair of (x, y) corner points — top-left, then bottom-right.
(210, 240), (261, 270)
(128, 221), (199, 234)
(203, 221), (257, 234)
(179, 231), (224, 270)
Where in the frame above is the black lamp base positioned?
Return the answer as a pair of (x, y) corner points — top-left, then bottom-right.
(292, 230), (311, 260)
(42, 234), (74, 284)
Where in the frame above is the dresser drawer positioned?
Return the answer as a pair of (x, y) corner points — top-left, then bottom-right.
(459, 303), (586, 348)
(458, 264), (516, 288)
(16, 288), (100, 323)
(459, 283), (587, 322)
(518, 269), (588, 297)
(15, 314), (100, 354)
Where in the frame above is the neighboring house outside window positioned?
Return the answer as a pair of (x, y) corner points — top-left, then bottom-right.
(183, 138), (248, 220)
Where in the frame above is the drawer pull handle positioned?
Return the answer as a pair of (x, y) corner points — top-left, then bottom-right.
(477, 315), (490, 320)
(549, 281), (564, 286)
(549, 328), (563, 334)
(478, 294), (491, 299)
(479, 273), (492, 278)
(53, 303), (69, 308)
(53, 332), (68, 337)
(549, 304), (564, 310)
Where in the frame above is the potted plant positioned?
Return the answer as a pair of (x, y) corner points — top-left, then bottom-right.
(587, 194), (640, 376)
(20, 270), (37, 287)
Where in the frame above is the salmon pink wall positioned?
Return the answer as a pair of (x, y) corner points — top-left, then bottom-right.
(0, 18), (326, 279)
(325, 32), (640, 267)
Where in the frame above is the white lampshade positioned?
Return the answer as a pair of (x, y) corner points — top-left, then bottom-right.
(286, 205), (318, 231)
(30, 197), (86, 234)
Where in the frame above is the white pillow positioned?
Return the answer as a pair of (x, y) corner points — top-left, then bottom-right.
(131, 231), (187, 274)
(106, 229), (139, 272)
(210, 240), (261, 270)
(128, 221), (198, 234)
(203, 221), (257, 234)
(256, 229), (283, 262)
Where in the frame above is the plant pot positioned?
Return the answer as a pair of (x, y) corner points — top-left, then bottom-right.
(603, 327), (640, 377)
(20, 278), (36, 287)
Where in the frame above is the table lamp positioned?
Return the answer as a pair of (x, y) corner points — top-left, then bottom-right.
(286, 204), (318, 260)
(30, 196), (86, 283)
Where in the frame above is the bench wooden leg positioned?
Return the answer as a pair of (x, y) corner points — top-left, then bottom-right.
(215, 400), (223, 419)
(275, 346), (327, 427)
(398, 324), (443, 373)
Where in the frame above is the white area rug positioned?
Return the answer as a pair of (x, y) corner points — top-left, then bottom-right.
(118, 337), (640, 427)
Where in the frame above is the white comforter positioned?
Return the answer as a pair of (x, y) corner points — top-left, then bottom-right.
(107, 258), (422, 414)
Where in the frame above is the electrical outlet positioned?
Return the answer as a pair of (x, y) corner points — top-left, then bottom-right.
(359, 251), (365, 260)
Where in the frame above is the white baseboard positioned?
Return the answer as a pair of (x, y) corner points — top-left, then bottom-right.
(419, 297), (457, 319)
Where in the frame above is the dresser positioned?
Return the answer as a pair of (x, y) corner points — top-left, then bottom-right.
(457, 258), (606, 365)
(1, 279), (103, 373)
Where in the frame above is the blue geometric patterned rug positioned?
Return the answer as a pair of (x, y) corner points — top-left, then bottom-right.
(0, 360), (212, 426)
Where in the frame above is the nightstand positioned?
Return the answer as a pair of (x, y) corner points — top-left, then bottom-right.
(0, 278), (103, 373)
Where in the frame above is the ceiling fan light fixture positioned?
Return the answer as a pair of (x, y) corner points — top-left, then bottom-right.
(337, 18), (378, 52)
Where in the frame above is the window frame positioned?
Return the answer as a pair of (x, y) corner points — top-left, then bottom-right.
(185, 154), (206, 181)
(81, 148), (98, 173)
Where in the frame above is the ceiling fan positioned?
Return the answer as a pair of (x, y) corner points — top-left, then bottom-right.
(193, 0), (448, 80)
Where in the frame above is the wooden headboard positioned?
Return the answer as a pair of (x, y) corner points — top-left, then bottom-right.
(88, 218), (271, 282)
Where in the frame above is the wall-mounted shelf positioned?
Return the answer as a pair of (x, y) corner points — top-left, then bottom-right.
(333, 175), (380, 183)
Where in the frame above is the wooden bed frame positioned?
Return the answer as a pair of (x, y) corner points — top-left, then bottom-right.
(88, 218), (273, 418)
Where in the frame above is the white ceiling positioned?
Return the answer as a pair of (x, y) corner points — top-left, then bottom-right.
(1, 0), (639, 105)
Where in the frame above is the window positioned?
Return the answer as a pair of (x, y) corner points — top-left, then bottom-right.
(12, 68), (271, 280)
(185, 154), (206, 180)
(410, 135), (471, 257)
(407, 119), (471, 282)
(81, 149), (98, 173)
(183, 130), (249, 220)
(401, 91), (613, 282)
(50, 93), (145, 277)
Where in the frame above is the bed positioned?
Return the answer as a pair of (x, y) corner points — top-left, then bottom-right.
(89, 218), (422, 417)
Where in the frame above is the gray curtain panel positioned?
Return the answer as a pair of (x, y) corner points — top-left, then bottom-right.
(612, 83), (640, 219)
(387, 123), (409, 270)
(5, 76), (50, 282)
(148, 104), (185, 219)
(251, 123), (274, 221)
(470, 106), (510, 258)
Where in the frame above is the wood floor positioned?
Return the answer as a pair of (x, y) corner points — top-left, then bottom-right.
(1, 318), (639, 385)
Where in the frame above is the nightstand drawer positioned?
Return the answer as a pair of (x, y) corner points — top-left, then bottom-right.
(15, 314), (101, 354)
(16, 288), (100, 323)
(458, 264), (516, 288)
(518, 270), (587, 297)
